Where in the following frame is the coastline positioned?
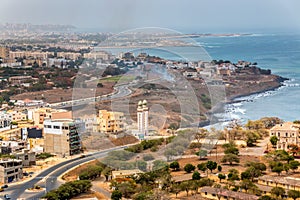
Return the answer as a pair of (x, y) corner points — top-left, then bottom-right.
(227, 76), (289, 103)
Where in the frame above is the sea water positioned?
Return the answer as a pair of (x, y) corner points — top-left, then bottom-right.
(100, 33), (300, 123)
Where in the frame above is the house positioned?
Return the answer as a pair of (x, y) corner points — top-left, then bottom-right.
(200, 186), (259, 200)
(111, 169), (143, 179)
(258, 175), (300, 191)
(270, 122), (300, 150)
(11, 149), (36, 167)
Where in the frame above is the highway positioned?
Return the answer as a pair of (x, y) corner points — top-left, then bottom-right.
(3, 146), (126, 200)
(50, 84), (133, 109)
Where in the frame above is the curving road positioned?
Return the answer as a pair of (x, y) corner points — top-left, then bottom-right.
(3, 146), (126, 200)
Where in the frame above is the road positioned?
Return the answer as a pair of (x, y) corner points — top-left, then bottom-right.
(3, 146), (126, 200)
(50, 84), (133, 109)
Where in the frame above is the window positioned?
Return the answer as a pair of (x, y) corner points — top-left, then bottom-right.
(25, 155), (28, 160)
(53, 126), (60, 129)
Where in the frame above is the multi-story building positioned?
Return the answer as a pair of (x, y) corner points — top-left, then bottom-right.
(0, 159), (23, 183)
(137, 100), (149, 138)
(44, 119), (82, 156)
(12, 149), (36, 167)
(7, 110), (27, 122)
(0, 112), (11, 132)
(8, 76), (33, 85)
(29, 108), (72, 127)
(96, 110), (125, 134)
(9, 51), (53, 60)
(83, 51), (111, 61)
(270, 122), (300, 150)
(0, 46), (9, 59)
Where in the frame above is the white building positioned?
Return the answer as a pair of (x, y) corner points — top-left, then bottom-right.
(137, 100), (149, 139)
(0, 112), (11, 132)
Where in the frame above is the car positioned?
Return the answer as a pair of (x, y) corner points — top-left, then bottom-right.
(4, 194), (11, 199)
(1, 185), (8, 189)
(0, 188), (4, 192)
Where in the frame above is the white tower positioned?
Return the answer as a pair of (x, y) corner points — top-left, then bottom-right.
(137, 100), (149, 137)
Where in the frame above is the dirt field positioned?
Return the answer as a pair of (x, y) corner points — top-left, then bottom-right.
(11, 82), (115, 103)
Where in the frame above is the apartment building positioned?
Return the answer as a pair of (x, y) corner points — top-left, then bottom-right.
(8, 76), (32, 85)
(96, 110), (125, 134)
(0, 159), (23, 183)
(0, 112), (11, 132)
(0, 46), (9, 59)
(44, 119), (82, 156)
(7, 110), (27, 122)
(270, 122), (300, 150)
(29, 108), (72, 127)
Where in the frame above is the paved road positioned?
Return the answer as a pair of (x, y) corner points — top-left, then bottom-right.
(50, 83), (133, 109)
(3, 146), (126, 200)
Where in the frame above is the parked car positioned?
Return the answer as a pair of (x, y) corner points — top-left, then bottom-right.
(0, 188), (4, 192)
(1, 185), (8, 189)
(4, 194), (11, 199)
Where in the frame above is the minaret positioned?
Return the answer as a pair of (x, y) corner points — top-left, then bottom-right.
(137, 100), (149, 137)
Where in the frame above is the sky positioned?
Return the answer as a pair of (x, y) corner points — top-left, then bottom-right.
(1, 0), (300, 33)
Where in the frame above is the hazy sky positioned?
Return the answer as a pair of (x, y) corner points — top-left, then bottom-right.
(1, 0), (300, 33)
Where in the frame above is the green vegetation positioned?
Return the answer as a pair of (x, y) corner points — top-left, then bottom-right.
(79, 165), (103, 180)
(111, 190), (122, 200)
(184, 163), (195, 173)
(126, 138), (164, 153)
(169, 161), (180, 171)
(36, 152), (55, 160)
(43, 180), (92, 200)
(270, 136), (279, 147)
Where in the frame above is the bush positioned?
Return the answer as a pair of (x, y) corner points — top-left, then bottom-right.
(184, 164), (195, 173)
(192, 171), (201, 180)
(36, 152), (55, 160)
(43, 180), (92, 200)
(142, 154), (155, 161)
(170, 161), (180, 171)
(111, 190), (122, 200)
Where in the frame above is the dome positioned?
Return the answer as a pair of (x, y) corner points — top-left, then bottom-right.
(142, 99), (147, 105)
(138, 101), (143, 106)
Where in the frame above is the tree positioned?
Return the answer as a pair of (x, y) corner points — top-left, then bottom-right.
(258, 195), (275, 200)
(180, 181), (192, 196)
(218, 174), (226, 183)
(206, 161), (217, 173)
(192, 171), (201, 180)
(270, 162), (284, 176)
(111, 190), (122, 200)
(170, 183), (181, 198)
(184, 164), (195, 173)
(196, 149), (208, 160)
(217, 165), (222, 172)
(221, 153), (240, 165)
(270, 136), (279, 147)
(289, 160), (300, 172)
(288, 144), (300, 156)
(270, 187), (285, 199)
(102, 167), (111, 181)
(223, 142), (239, 155)
(195, 128), (208, 143)
(197, 163), (208, 176)
(169, 161), (180, 171)
(288, 190), (300, 200)
(239, 179), (256, 193)
(228, 169), (240, 181)
(242, 166), (262, 181)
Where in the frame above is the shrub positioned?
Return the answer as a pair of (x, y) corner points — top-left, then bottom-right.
(184, 164), (195, 173)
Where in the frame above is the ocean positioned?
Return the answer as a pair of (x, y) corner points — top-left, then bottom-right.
(101, 33), (300, 123)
